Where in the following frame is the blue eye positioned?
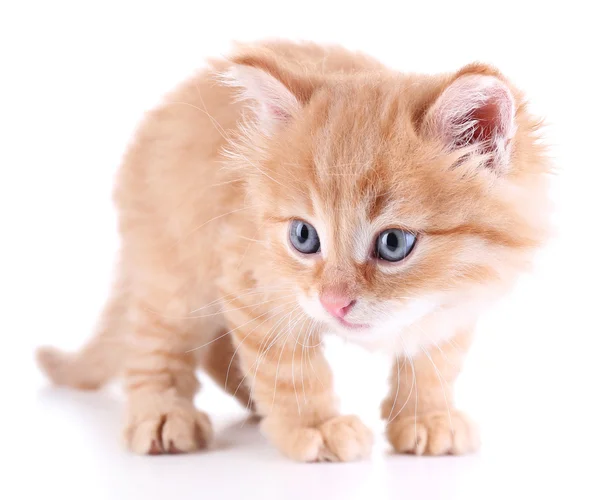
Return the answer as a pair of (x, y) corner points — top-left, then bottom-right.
(375, 229), (416, 262)
(289, 220), (320, 254)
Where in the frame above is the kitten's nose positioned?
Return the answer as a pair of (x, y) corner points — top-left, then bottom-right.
(319, 293), (355, 318)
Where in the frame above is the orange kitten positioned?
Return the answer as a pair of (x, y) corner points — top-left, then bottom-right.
(36, 40), (551, 461)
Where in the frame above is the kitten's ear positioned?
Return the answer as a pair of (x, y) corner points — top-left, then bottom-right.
(424, 66), (516, 173)
(224, 53), (319, 135)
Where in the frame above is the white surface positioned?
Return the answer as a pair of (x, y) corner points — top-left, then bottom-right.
(2, 1), (600, 499)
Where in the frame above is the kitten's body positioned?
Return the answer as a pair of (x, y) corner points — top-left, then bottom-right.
(37, 40), (550, 460)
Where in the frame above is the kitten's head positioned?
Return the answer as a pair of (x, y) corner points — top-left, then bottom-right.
(223, 49), (551, 349)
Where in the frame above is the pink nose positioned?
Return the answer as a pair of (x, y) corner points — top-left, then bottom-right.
(319, 294), (355, 318)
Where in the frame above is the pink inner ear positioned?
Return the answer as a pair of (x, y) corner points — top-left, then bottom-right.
(227, 63), (300, 134)
(433, 75), (515, 158)
(266, 102), (291, 122)
(468, 103), (500, 143)
(456, 98), (510, 154)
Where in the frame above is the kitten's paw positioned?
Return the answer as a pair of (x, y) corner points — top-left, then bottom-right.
(124, 394), (213, 455)
(387, 410), (479, 456)
(263, 415), (373, 462)
(318, 415), (374, 462)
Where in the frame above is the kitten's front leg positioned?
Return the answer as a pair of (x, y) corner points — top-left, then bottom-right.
(232, 322), (373, 462)
(382, 330), (480, 456)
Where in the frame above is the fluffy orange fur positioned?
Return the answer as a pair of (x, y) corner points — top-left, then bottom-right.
(36, 40), (551, 461)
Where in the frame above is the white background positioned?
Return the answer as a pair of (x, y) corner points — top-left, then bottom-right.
(2, 1), (599, 499)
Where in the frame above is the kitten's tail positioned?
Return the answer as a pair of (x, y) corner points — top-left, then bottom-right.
(36, 276), (130, 391)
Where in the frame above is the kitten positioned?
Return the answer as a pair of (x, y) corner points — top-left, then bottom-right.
(36, 40), (551, 461)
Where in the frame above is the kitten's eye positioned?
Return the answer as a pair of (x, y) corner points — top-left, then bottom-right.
(375, 229), (416, 262)
(289, 219), (320, 254)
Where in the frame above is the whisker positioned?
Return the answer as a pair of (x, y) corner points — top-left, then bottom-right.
(304, 319), (326, 388)
(269, 306), (304, 415)
(232, 304), (303, 412)
(225, 300), (299, 388)
(389, 336), (417, 423)
(420, 345), (454, 436)
(188, 284), (292, 314)
(186, 297), (297, 353)
(386, 353), (406, 425)
(287, 310), (309, 416)
(234, 308), (294, 414)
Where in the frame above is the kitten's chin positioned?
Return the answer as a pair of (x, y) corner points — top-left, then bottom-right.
(323, 314), (385, 341)
(335, 317), (370, 330)
(329, 322), (391, 350)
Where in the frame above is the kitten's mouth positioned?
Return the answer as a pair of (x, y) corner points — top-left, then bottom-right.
(336, 317), (369, 330)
